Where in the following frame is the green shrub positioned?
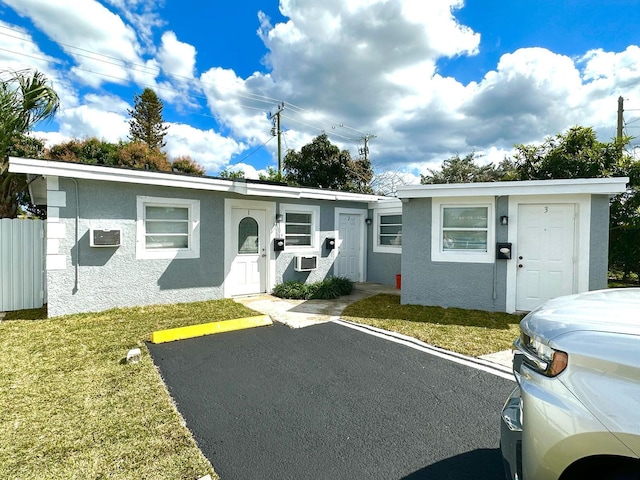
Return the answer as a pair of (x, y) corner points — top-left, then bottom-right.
(330, 276), (354, 296)
(272, 276), (354, 300)
(272, 280), (309, 299)
(309, 279), (340, 299)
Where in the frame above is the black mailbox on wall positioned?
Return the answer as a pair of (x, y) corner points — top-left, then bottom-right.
(496, 242), (512, 260)
(274, 238), (285, 251)
(325, 238), (336, 250)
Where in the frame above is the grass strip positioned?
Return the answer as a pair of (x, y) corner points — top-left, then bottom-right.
(0, 299), (259, 480)
(342, 294), (524, 357)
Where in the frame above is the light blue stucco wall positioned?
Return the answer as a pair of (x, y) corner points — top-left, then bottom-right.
(47, 179), (373, 316)
(400, 197), (509, 312)
(365, 209), (401, 287)
(274, 200), (371, 284)
(47, 178), (226, 317)
(589, 194), (611, 290)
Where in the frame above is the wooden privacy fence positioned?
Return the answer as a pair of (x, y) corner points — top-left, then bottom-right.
(0, 218), (45, 312)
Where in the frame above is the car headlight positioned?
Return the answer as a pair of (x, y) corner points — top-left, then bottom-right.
(514, 333), (568, 377)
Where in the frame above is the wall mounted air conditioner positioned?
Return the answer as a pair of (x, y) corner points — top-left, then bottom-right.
(90, 228), (121, 247)
(295, 255), (318, 272)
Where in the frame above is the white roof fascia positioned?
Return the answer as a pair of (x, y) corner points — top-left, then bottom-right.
(368, 197), (402, 209)
(396, 177), (629, 199)
(9, 157), (387, 202)
(9, 157), (234, 193)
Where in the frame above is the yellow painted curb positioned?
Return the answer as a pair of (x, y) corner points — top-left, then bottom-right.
(150, 315), (272, 344)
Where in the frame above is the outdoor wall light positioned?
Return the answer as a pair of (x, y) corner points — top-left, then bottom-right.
(500, 215), (509, 226)
(365, 218), (372, 225)
(275, 213), (283, 223)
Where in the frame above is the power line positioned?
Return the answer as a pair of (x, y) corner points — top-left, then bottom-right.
(235, 136), (275, 163)
(1, 25), (373, 148)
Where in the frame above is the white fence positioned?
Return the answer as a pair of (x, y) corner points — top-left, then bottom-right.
(0, 218), (45, 312)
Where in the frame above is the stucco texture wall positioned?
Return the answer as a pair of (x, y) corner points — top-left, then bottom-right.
(400, 197), (508, 312)
(47, 179), (225, 317)
(273, 200), (369, 285)
(365, 213), (401, 287)
(589, 194), (611, 290)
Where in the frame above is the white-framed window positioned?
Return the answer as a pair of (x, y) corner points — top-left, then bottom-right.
(431, 198), (494, 263)
(136, 196), (200, 259)
(373, 209), (402, 253)
(280, 203), (320, 252)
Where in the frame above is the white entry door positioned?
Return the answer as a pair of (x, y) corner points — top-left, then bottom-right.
(335, 212), (362, 282)
(229, 208), (267, 296)
(516, 203), (575, 311)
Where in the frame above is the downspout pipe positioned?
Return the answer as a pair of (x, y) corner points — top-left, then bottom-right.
(70, 178), (79, 294)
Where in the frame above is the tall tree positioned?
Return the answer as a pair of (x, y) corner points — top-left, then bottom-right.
(511, 126), (639, 281)
(0, 69), (59, 218)
(283, 133), (374, 193)
(512, 126), (626, 180)
(172, 155), (206, 176)
(219, 168), (245, 180)
(420, 152), (513, 184)
(128, 88), (168, 151)
(114, 141), (172, 172)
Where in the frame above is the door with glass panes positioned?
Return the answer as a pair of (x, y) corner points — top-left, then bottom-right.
(230, 208), (267, 295)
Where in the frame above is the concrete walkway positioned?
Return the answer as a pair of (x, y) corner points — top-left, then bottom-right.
(235, 282), (399, 329)
(235, 282), (514, 369)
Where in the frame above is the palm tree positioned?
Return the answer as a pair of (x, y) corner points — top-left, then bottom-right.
(0, 69), (60, 218)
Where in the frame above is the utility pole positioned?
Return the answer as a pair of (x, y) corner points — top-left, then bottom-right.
(358, 134), (377, 162)
(269, 102), (285, 176)
(617, 96), (624, 141)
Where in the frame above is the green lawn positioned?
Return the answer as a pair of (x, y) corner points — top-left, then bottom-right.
(0, 300), (259, 480)
(342, 294), (524, 357)
(1, 294), (524, 478)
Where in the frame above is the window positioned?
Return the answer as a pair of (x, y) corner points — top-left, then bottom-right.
(238, 217), (259, 254)
(136, 196), (200, 259)
(432, 198), (494, 263)
(285, 212), (312, 246)
(373, 210), (402, 253)
(442, 206), (487, 251)
(280, 204), (320, 251)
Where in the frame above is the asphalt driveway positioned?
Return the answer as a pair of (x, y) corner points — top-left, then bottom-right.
(148, 321), (514, 480)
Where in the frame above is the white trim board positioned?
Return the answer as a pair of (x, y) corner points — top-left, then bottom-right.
(9, 157), (385, 203)
(397, 177), (628, 199)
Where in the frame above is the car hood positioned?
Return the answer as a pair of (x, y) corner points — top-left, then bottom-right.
(521, 288), (640, 341)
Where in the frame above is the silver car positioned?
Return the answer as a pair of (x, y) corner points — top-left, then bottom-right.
(500, 289), (640, 480)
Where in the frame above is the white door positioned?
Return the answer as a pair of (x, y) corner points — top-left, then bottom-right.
(229, 208), (267, 296)
(516, 204), (575, 311)
(335, 213), (362, 282)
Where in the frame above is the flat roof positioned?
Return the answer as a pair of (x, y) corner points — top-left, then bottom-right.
(9, 157), (387, 203)
(396, 177), (629, 198)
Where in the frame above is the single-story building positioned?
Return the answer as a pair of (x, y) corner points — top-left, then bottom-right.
(8, 157), (628, 316)
(396, 178), (628, 312)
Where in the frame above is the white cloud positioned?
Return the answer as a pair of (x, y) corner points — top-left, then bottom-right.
(56, 104), (130, 142)
(103, 0), (164, 51)
(2, 0), (153, 88)
(220, 162), (266, 180)
(158, 31), (196, 80)
(164, 123), (246, 173)
(6, 0), (640, 179)
(0, 21), (78, 110)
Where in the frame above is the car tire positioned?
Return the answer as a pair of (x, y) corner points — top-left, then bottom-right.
(604, 465), (640, 480)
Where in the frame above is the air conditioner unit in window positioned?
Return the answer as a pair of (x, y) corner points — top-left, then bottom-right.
(295, 255), (318, 272)
(90, 228), (121, 247)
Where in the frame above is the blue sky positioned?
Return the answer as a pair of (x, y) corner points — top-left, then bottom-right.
(2, 0), (640, 186)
